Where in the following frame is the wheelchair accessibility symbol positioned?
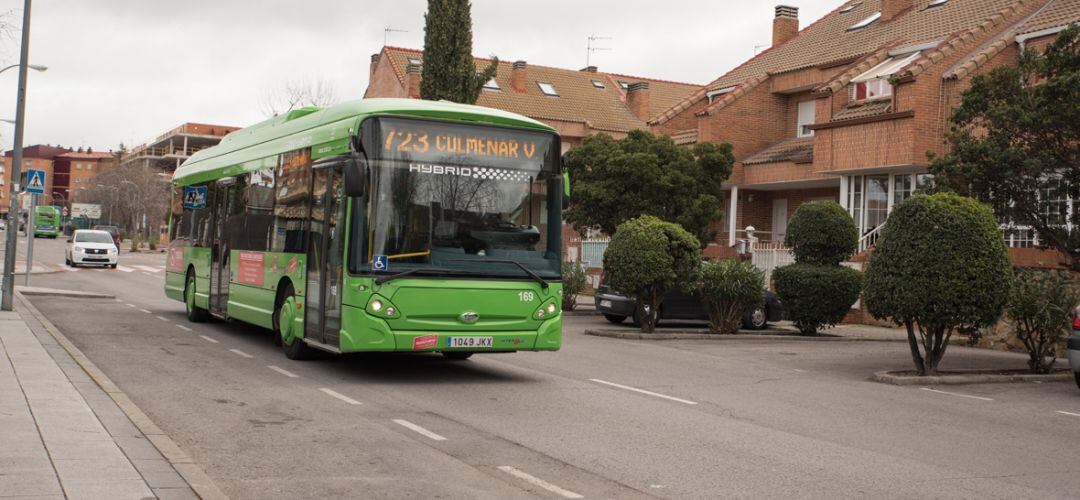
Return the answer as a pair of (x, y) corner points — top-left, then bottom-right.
(372, 255), (388, 271)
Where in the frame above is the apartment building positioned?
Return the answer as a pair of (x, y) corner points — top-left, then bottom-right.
(121, 122), (239, 172)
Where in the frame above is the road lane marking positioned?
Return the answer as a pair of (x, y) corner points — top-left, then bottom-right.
(116, 265), (136, 272)
(142, 272), (153, 276)
(126, 303), (136, 308)
(134, 265), (161, 272)
(199, 335), (219, 344)
(93, 269), (106, 273)
(920, 387), (994, 401)
(319, 388), (361, 405)
(589, 378), (698, 405)
(138, 308), (152, 314)
(267, 365), (299, 378)
(228, 348), (254, 359)
(496, 466), (583, 499)
(1057, 411), (1080, 418)
(393, 419), (447, 441)
(176, 325), (192, 332)
(155, 316), (169, 322)
(114, 298), (123, 302)
(793, 369), (808, 373)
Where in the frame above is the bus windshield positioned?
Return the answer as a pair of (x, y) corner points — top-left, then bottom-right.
(357, 117), (562, 280)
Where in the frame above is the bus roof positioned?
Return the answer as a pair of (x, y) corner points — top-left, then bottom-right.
(171, 98), (555, 186)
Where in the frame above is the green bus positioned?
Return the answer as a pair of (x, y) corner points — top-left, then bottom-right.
(33, 205), (60, 238)
(165, 99), (565, 360)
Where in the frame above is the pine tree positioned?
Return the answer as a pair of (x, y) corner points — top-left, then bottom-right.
(420, 0), (498, 104)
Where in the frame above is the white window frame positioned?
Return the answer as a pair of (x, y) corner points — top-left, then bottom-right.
(537, 81), (558, 96)
(796, 100), (816, 138)
(482, 77), (500, 91)
(839, 2), (862, 13)
(591, 79), (605, 89)
(848, 11), (881, 31)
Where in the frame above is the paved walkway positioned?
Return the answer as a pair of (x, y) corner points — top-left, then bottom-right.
(0, 293), (200, 499)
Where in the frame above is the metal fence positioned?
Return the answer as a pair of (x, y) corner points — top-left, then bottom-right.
(749, 241), (795, 290)
(580, 239), (610, 269)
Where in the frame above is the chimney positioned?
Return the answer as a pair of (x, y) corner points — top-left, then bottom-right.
(406, 63), (421, 99)
(511, 60), (528, 93)
(773, 5), (799, 47)
(370, 53), (380, 79)
(880, 0), (908, 22)
(580, 65), (598, 73)
(626, 82), (651, 121)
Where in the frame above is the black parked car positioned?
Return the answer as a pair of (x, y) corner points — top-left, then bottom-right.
(594, 278), (784, 330)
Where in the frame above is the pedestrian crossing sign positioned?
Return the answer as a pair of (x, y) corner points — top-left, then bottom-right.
(26, 169), (45, 194)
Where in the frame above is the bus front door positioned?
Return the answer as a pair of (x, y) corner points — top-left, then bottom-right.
(304, 162), (345, 347)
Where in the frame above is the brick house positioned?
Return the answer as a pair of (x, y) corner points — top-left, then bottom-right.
(650, 0), (1077, 267)
(364, 46), (702, 153)
(1, 145), (73, 217)
(53, 149), (117, 205)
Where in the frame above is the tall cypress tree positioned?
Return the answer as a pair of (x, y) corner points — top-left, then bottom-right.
(420, 0), (498, 104)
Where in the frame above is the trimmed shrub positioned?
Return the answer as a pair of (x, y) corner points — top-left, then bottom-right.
(773, 263), (863, 336)
(561, 260), (589, 311)
(864, 193), (1011, 375)
(783, 201), (858, 266)
(1006, 271), (1080, 374)
(699, 259), (764, 334)
(604, 215), (700, 332)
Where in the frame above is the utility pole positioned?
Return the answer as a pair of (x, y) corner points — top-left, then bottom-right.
(2, 0), (33, 311)
(586, 35), (612, 68)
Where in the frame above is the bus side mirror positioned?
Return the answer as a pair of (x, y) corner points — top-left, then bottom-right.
(344, 155), (368, 198)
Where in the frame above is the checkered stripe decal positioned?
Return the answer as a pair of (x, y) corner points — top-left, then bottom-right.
(470, 167), (532, 182)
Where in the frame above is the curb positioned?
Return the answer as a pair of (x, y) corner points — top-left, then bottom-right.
(16, 291), (229, 500)
(871, 369), (1073, 386)
(584, 328), (970, 344)
(19, 287), (115, 299)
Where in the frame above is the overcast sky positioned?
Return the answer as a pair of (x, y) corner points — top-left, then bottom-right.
(0, 0), (838, 151)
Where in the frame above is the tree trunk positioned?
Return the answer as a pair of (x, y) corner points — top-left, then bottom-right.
(906, 321), (926, 376)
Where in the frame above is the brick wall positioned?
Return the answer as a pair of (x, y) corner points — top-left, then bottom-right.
(363, 52), (408, 99)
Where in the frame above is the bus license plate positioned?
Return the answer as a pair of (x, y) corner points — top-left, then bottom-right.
(447, 336), (492, 348)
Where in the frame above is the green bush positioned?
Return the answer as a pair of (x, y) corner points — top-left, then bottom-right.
(1006, 271), (1080, 374)
(699, 259), (764, 334)
(864, 193), (1011, 375)
(773, 263), (863, 335)
(604, 215), (700, 332)
(561, 260), (589, 311)
(783, 201), (858, 265)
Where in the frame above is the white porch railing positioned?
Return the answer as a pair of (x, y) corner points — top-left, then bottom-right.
(750, 241), (795, 290)
(579, 238), (610, 269)
(857, 224), (885, 253)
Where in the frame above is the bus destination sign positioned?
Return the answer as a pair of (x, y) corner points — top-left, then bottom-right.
(369, 117), (555, 171)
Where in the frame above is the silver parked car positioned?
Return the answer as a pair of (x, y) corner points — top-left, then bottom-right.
(1069, 307), (1080, 391)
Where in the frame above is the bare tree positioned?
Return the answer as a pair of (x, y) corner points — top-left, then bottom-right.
(80, 163), (169, 238)
(260, 77), (339, 117)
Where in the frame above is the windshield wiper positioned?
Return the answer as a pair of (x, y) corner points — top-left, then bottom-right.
(449, 259), (550, 289)
(373, 267), (460, 285)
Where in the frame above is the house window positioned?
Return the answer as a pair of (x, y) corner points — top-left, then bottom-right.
(76, 164), (82, 170)
(849, 51), (921, 101)
(894, 174), (913, 206)
(617, 80), (629, 90)
(1002, 227), (1036, 248)
(926, 0), (947, 8)
(591, 79), (605, 89)
(839, 1), (862, 13)
(796, 100), (816, 137)
(537, 82), (558, 96)
(407, 57), (421, 65)
(848, 11), (880, 31)
(482, 77), (500, 91)
(1040, 182), (1067, 226)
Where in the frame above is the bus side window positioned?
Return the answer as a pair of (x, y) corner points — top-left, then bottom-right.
(244, 168), (275, 252)
(272, 149), (311, 253)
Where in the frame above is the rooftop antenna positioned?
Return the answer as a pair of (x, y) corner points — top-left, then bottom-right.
(753, 44), (768, 55)
(586, 34), (612, 67)
(384, 26), (408, 46)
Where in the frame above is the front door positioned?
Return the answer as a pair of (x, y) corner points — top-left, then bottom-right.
(304, 163), (345, 346)
(771, 198), (788, 243)
(209, 180), (234, 314)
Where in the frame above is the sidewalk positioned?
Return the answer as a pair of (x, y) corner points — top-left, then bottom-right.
(0, 292), (206, 499)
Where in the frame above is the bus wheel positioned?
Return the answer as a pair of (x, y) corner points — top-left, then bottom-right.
(276, 284), (311, 360)
(184, 271), (209, 323)
(442, 352), (473, 360)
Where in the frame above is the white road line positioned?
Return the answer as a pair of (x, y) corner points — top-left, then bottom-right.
(63, 266), (79, 272)
(114, 298), (123, 302)
(116, 265), (136, 272)
(920, 387), (994, 401)
(318, 388), (361, 405)
(155, 316), (169, 322)
(133, 265), (161, 272)
(199, 335), (219, 344)
(793, 369), (808, 373)
(176, 325), (192, 332)
(496, 466), (584, 499)
(142, 272), (153, 277)
(267, 365), (299, 378)
(93, 269), (106, 273)
(126, 303), (136, 308)
(228, 348), (254, 359)
(1056, 411), (1080, 418)
(138, 308), (152, 314)
(589, 378), (698, 405)
(393, 419), (447, 441)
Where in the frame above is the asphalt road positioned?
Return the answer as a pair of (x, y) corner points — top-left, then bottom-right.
(17, 236), (1080, 499)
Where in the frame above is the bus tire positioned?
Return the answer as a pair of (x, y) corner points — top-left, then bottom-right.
(184, 270), (210, 323)
(275, 282), (311, 360)
(442, 352), (473, 360)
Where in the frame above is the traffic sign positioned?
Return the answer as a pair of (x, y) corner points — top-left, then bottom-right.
(25, 169), (45, 194)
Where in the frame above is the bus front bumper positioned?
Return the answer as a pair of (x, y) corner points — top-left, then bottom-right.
(339, 307), (563, 353)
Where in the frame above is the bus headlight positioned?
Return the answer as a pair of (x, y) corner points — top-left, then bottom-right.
(366, 295), (400, 318)
(533, 299), (560, 320)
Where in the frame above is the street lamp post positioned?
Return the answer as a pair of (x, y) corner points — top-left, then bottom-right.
(2, 0), (44, 311)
